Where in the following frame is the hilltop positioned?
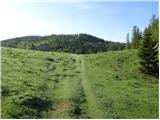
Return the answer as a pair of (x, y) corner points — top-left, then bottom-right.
(1, 33), (125, 54)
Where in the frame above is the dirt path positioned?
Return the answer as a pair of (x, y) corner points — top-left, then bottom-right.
(74, 55), (103, 118)
(50, 54), (102, 118)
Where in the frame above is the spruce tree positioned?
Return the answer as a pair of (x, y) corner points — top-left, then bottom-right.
(149, 15), (159, 47)
(31, 44), (36, 50)
(131, 26), (137, 48)
(138, 27), (159, 76)
(131, 26), (142, 49)
(125, 33), (130, 49)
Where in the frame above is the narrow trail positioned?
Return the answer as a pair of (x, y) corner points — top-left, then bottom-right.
(50, 54), (103, 118)
(49, 55), (77, 118)
(74, 54), (103, 118)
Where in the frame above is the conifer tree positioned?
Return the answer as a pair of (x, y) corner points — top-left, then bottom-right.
(149, 15), (159, 48)
(31, 44), (36, 50)
(138, 27), (159, 76)
(125, 33), (130, 49)
(131, 26), (142, 49)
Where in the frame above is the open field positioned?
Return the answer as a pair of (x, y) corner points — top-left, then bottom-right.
(1, 47), (159, 119)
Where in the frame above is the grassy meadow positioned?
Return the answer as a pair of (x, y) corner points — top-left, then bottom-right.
(1, 47), (159, 119)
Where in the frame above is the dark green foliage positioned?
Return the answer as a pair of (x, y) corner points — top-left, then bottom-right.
(31, 44), (36, 50)
(138, 15), (159, 76)
(5, 94), (53, 119)
(36, 44), (53, 51)
(69, 104), (82, 117)
(149, 15), (159, 43)
(46, 57), (55, 62)
(6, 102), (41, 119)
(1, 33), (125, 54)
(138, 28), (159, 76)
(1, 85), (10, 96)
(2, 36), (41, 48)
(125, 33), (130, 49)
(19, 95), (52, 111)
(131, 26), (142, 49)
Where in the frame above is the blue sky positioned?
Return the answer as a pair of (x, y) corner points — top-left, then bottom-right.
(0, 1), (158, 42)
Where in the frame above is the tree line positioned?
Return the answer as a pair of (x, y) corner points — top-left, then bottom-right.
(1, 33), (125, 54)
(125, 15), (159, 77)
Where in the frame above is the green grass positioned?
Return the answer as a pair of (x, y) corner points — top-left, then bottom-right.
(83, 50), (159, 118)
(1, 47), (159, 119)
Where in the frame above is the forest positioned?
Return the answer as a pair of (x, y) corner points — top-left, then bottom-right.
(1, 33), (125, 54)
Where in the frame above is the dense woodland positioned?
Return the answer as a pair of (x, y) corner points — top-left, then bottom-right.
(1, 33), (125, 54)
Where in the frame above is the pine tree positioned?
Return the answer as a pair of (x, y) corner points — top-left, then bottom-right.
(31, 44), (36, 50)
(138, 28), (159, 76)
(131, 26), (142, 49)
(149, 15), (159, 47)
(137, 30), (142, 48)
(131, 26), (137, 48)
(125, 33), (130, 49)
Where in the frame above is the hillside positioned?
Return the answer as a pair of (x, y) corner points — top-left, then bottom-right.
(1, 33), (125, 54)
(1, 47), (158, 119)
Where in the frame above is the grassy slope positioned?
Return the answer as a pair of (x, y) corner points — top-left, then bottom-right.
(83, 50), (159, 118)
(1, 47), (159, 119)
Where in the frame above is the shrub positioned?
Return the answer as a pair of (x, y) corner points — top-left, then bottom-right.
(1, 85), (10, 96)
(69, 104), (82, 118)
(7, 103), (41, 119)
(5, 94), (54, 118)
(46, 57), (55, 62)
(19, 95), (52, 111)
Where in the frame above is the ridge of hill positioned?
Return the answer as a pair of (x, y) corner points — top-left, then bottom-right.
(1, 33), (125, 54)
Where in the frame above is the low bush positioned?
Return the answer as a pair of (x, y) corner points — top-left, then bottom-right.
(5, 94), (54, 118)
(19, 95), (52, 111)
(1, 85), (10, 96)
(69, 104), (82, 118)
(46, 57), (55, 62)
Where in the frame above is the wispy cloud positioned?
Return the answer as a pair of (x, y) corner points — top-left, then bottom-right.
(76, 2), (93, 10)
